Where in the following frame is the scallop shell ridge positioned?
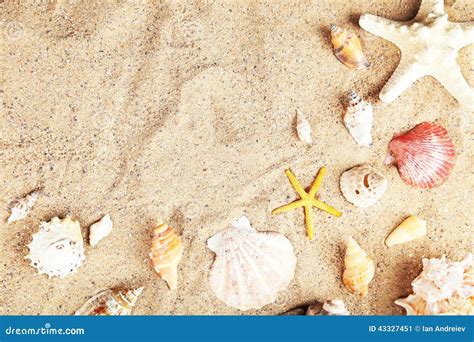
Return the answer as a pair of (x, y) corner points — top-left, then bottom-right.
(207, 216), (296, 311)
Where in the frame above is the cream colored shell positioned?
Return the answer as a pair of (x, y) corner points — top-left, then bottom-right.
(344, 91), (373, 147)
(26, 216), (86, 278)
(395, 254), (473, 315)
(296, 109), (312, 144)
(207, 216), (296, 311)
(342, 237), (375, 297)
(385, 215), (427, 247)
(8, 190), (40, 224)
(340, 165), (387, 208)
(89, 214), (113, 246)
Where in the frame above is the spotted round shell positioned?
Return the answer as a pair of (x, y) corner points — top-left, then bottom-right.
(26, 216), (85, 278)
(340, 165), (387, 208)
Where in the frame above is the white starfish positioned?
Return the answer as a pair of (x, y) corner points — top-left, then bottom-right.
(359, 0), (474, 110)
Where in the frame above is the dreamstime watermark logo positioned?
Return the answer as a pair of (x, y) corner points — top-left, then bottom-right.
(1, 21), (24, 41)
(447, 111), (471, 130)
(4, 322), (85, 336)
(182, 201), (201, 219)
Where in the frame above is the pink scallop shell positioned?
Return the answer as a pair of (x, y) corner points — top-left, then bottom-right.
(389, 122), (455, 189)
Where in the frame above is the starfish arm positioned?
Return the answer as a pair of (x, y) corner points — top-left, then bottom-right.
(379, 57), (426, 103)
(457, 21), (474, 47)
(272, 199), (305, 214)
(311, 199), (342, 217)
(414, 0), (445, 21)
(309, 166), (326, 197)
(284, 169), (307, 198)
(359, 14), (407, 45)
(432, 63), (474, 110)
(304, 205), (314, 240)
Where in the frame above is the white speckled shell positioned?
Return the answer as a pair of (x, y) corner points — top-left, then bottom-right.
(296, 110), (312, 144)
(395, 254), (474, 315)
(75, 287), (143, 315)
(344, 91), (373, 147)
(89, 214), (113, 246)
(8, 190), (40, 224)
(340, 165), (387, 208)
(207, 216), (296, 311)
(26, 216), (85, 278)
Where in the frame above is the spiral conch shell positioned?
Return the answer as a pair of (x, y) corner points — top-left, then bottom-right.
(343, 237), (375, 297)
(149, 223), (183, 290)
(7, 190), (40, 224)
(344, 91), (373, 147)
(340, 165), (387, 208)
(395, 254), (473, 315)
(330, 24), (370, 69)
(207, 216), (296, 311)
(89, 214), (113, 246)
(75, 287), (144, 315)
(26, 216), (85, 278)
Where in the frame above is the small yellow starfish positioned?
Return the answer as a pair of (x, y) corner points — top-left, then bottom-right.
(272, 167), (342, 240)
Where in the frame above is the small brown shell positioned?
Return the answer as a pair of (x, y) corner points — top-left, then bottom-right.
(149, 224), (183, 290)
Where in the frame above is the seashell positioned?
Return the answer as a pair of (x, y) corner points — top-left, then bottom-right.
(330, 24), (370, 69)
(344, 91), (373, 147)
(395, 254), (473, 315)
(26, 216), (85, 278)
(307, 299), (350, 316)
(75, 287), (144, 315)
(388, 122), (455, 188)
(385, 215), (426, 247)
(89, 214), (113, 246)
(149, 223), (183, 290)
(340, 165), (387, 208)
(343, 237), (375, 297)
(7, 190), (40, 224)
(283, 299), (350, 316)
(296, 109), (312, 144)
(207, 216), (296, 311)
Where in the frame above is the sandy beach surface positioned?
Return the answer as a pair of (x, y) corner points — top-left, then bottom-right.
(0, 0), (472, 315)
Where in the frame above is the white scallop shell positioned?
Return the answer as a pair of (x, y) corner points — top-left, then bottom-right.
(340, 165), (387, 208)
(26, 216), (86, 278)
(89, 214), (113, 246)
(395, 254), (474, 315)
(344, 91), (373, 147)
(296, 110), (312, 144)
(8, 190), (40, 224)
(207, 216), (296, 311)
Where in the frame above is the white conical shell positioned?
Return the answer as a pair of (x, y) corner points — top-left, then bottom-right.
(340, 165), (387, 208)
(89, 214), (113, 246)
(395, 254), (474, 315)
(344, 91), (373, 147)
(7, 190), (40, 224)
(26, 216), (86, 278)
(296, 110), (312, 144)
(75, 287), (144, 315)
(207, 216), (296, 311)
(385, 215), (426, 247)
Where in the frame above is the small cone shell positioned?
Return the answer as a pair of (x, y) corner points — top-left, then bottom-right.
(385, 215), (427, 247)
(149, 224), (183, 290)
(343, 237), (375, 296)
(8, 190), (40, 224)
(330, 24), (370, 70)
(296, 110), (312, 144)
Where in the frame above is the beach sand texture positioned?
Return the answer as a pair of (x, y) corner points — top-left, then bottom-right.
(0, 0), (472, 315)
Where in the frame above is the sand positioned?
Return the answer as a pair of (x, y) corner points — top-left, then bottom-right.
(0, 0), (472, 315)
